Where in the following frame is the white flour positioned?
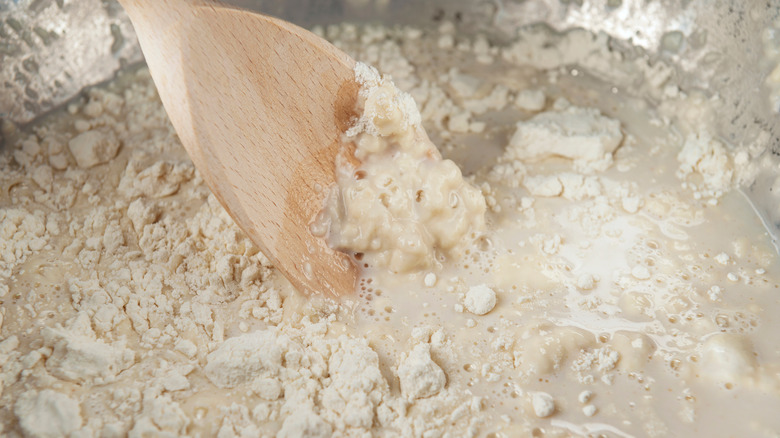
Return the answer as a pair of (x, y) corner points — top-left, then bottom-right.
(463, 284), (497, 316)
(13, 390), (82, 438)
(397, 343), (446, 399)
(505, 99), (623, 173)
(1, 13), (779, 438)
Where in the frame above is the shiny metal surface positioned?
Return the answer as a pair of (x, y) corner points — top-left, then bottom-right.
(0, 0), (141, 124)
(0, 0), (431, 124)
(2, 0), (780, 229)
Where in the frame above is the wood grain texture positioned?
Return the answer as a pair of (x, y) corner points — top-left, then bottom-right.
(119, 0), (358, 296)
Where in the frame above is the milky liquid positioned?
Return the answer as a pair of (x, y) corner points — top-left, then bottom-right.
(344, 61), (780, 436)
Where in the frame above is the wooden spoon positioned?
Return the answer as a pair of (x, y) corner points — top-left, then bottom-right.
(119, 0), (359, 296)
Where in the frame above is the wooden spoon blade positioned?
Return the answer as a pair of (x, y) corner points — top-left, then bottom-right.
(121, 0), (359, 296)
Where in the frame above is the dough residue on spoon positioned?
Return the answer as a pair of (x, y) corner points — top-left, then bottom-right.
(314, 63), (487, 273)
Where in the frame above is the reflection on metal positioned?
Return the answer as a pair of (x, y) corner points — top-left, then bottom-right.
(0, 0), (142, 124)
